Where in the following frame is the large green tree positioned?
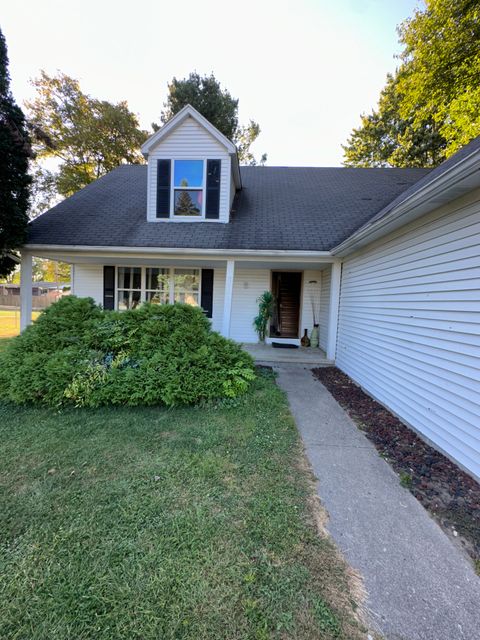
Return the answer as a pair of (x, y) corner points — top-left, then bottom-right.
(27, 71), (148, 200)
(160, 72), (266, 165)
(0, 27), (32, 276)
(398, 0), (480, 156)
(343, 73), (446, 167)
(343, 0), (480, 167)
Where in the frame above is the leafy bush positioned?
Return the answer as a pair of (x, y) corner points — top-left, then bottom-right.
(0, 296), (255, 407)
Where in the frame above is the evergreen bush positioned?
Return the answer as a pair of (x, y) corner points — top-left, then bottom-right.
(0, 296), (255, 407)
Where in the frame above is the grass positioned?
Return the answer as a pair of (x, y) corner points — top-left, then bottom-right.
(0, 310), (40, 338)
(0, 372), (365, 640)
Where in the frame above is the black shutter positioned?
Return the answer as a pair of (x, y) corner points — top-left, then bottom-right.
(103, 266), (115, 310)
(156, 159), (171, 218)
(201, 269), (214, 318)
(205, 159), (221, 219)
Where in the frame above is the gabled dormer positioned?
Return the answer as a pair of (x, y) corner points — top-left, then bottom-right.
(141, 104), (242, 223)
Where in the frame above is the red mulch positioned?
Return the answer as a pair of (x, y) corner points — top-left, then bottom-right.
(312, 366), (480, 566)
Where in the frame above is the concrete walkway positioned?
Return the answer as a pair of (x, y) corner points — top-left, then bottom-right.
(243, 343), (333, 365)
(275, 364), (480, 640)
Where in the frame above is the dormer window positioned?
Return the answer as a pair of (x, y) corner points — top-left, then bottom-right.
(156, 158), (221, 220)
(143, 105), (241, 223)
(173, 160), (204, 217)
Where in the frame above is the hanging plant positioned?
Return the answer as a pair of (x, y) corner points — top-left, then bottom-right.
(253, 291), (275, 342)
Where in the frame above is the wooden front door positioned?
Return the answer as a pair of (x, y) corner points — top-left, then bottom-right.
(271, 272), (302, 338)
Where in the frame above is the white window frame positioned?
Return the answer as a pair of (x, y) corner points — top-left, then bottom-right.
(145, 267), (170, 305)
(115, 266), (202, 310)
(171, 159), (206, 219)
(117, 266), (142, 310)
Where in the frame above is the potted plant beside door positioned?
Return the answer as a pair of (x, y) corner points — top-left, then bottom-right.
(253, 291), (275, 342)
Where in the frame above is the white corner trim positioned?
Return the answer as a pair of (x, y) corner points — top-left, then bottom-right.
(326, 262), (341, 360)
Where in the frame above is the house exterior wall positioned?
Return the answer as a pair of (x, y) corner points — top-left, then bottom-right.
(72, 264), (104, 304)
(336, 188), (480, 480)
(71, 263), (324, 345)
(230, 268), (270, 342)
(146, 117), (232, 222)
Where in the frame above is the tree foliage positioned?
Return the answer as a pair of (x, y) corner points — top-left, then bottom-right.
(27, 71), (148, 198)
(0, 27), (32, 276)
(1, 257), (70, 285)
(343, 73), (446, 168)
(343, 0), (480, 167)
(397, 0), (480, 157)
(160, 72), (266, 165)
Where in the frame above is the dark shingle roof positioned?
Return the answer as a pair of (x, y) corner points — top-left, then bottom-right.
(363, 135), (480, 229)
(28, 165), (431, 251)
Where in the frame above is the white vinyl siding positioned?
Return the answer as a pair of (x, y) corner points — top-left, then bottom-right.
(72, 264), (103, 305)
(146, 117), (231, 223)
(336, 188), (480, 480)
(230, 268), (270, 342)
(319, 266), (331, 351)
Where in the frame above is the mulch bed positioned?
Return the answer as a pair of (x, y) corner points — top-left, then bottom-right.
(312, 366), (480, 569)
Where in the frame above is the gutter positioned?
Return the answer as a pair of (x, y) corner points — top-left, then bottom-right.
(23, 244), (335, 261)
(332, 145), (480, 256)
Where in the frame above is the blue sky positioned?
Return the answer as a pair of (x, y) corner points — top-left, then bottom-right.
(2, 0), (420, 166)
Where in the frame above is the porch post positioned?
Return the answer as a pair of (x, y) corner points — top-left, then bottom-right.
(326, 261), (342, 361)
(222, 259), (235, 338)
(20, 251), (33, 332)
(70, 264), (75, 295)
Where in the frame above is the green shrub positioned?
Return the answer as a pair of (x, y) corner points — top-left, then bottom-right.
(0, 297), (255, 408)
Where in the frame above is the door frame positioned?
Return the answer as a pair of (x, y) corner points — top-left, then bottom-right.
(269, 269), (304, 341)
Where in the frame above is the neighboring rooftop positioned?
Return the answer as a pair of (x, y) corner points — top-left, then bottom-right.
(28, 165), (430, 251)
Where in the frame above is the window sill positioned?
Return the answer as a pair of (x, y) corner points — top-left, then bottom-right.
(149, 217), (228, 224)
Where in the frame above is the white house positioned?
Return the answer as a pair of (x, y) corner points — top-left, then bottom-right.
(24, 105), (480, 480)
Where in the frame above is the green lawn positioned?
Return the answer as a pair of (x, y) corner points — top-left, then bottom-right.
(0, 373), (365, 639)
(0, 309), (41, 338)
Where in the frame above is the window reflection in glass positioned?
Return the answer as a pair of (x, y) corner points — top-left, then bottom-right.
(117, 267), (141, 290)
(118, 289), (141, 310)
(174, 160), (203, 187)
(174, 190), (202, 216)
(117, 267), (141, 310)
(145, 267), (170, 305)
(174, 268), (200, 306)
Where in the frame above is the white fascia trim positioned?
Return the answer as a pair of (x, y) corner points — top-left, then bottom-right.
(24, 244), (335, 260)
(332, 147), (480, 256)
(141, 105), (237, 156)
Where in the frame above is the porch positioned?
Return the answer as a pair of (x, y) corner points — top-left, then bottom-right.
(243, 343), (333, 365)
(19, 250), (342, 361)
